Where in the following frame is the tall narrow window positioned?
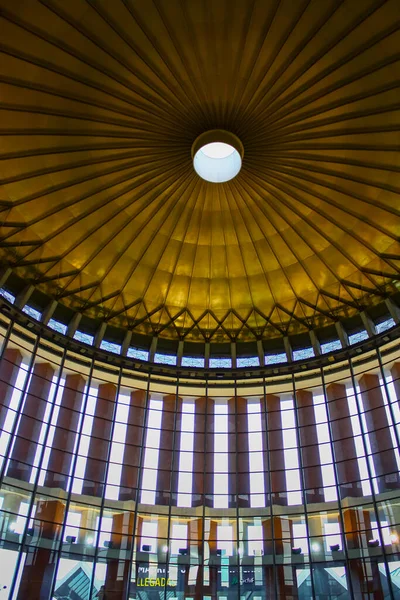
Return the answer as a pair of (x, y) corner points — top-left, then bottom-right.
(105, 392), (129, 500)
(72, 386), (98, 494)
(37, 376), (65, 486)
(313, 393), (338, 502)
(141, 398), (162, 504)
(384, 372), (400, 440)
(0, 362), (29, 472)
(214, 403), (228, 508)
(346, 385), (374, 496)
(247, 400), (265, 507)
(177, 401), (194, 507)
(281, 398), (302, 505)
(379, 376), (400, 470)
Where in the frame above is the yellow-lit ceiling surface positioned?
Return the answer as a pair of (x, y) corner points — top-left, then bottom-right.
(0, 0), (400, 343)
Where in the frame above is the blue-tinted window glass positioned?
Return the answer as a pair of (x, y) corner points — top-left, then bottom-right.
(22, 305), (41, 320)
(321, 339), (342, 354)
(48, 319), (67, 335)
(265, 352), (286, 365)
(100, 340), (121, 354)
(293, 347), (315, 361)
(127, 347), (149, 361)
(349, 330), (369, 344)
(73, 330), (94, 345)
(0, 288), (15, 303)
(154, 353), (177, 366)
(181, 356), (205, 368)
(237, 356), (260, 368)
(376, 318), (396, 334)
(209, 357), (231, 368)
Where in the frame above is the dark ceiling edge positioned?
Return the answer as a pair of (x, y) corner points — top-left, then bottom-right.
(1, 296), (399, 384)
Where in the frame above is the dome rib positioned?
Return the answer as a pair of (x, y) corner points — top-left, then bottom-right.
(0, 0), (399, 343)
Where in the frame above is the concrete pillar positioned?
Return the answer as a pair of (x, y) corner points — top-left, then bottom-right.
(82, 383), (116, 497)
(16, 499), (65, 600)
(231, 342), (237, 369)
(283, 336), (293, 362)
(155, 395), (181, 505)
(67, 312), (82, 338)
(335, 321), (349, 347)
(263, 517), (294, 596)
(121, 330), (132, 357)
(94, 322), (107, 348)
(204, 342), (210, 369)
(0, 266), (12, 289)
(359, 373), (400, 491)
(296, 389), (324, 504)
(192, 397), (214, 507)
(260, 397), (270, 503)
(149, 337), (158, 362)
(177, 340), (184, 367)
(343, 508), (384, 599)
(41, 300), (57, 325)
(228, 397), (250, 508)
(257, 339), (265, 367)
(15, 284), (35, 309)
(7, 362), (55, 482)
(385, 297), (400, 324)
(309, 330), (321, 356)
(44, 373), (85, 489)
(326, 383), (363, 498)
(264, 394), (287, 505)
(188, 518), (203, 598)
(119, 389), (146, 501)
(360, 311), (376, 337)
(0, 347), (22, 431)
(390, 362), (400, 404)
(104, 511), (135, 600)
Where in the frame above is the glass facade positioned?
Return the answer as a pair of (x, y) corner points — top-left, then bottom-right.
(0, 312), (400, 599)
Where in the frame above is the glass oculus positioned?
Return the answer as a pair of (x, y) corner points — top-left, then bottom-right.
(192, 129), (244, 183)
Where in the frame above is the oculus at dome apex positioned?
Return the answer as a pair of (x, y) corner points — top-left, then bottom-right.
(192, 130), (244, 183)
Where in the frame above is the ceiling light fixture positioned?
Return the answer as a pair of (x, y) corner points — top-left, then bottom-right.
(192, 130), (244, 183)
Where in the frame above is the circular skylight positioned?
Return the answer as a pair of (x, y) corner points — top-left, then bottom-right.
(201, 142), (235, 159)
(192, 130), (244, 183)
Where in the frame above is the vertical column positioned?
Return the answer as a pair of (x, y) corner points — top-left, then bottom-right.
(44, 373), (85, 489)
(192, 397), (214, 508)
(264, 394), (286, 505)
(119, 389), (146, 501)
(343, 508), (383, 599)
(0, 347), (22, 431)
(104, 510), (135, 599)
(390, 362), (400, 401)
(188, 518), (203, 600)
(228, 397), (250, 508)
(171, 396), (183, 507)
(359, 373), (400, 491)
(16, 499), (65, 600)
(82, 382), (116, 497)
(296, 389), (324, 504)
(326, 383), (363, 498)
(7, 362), (54, 481)
(263, 517), (294, 596)
(155, 394), (181, 506)
(206, 519), (218, 597)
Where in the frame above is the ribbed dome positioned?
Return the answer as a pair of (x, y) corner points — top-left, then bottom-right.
(0, 0), (399, 342)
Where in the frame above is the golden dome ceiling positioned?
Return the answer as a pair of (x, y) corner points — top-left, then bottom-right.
(0, 0), (400, 343)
